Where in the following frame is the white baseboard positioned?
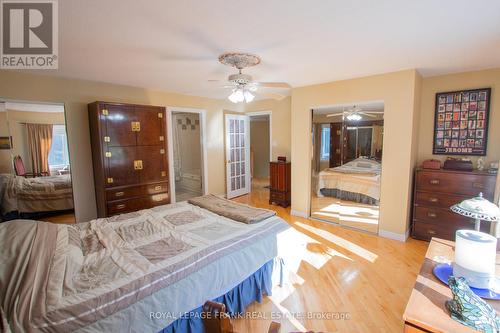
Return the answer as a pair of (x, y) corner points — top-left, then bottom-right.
(378, 229), (410, 242)
(290, 209), (308, 218)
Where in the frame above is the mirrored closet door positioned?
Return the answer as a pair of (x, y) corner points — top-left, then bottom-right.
(310, 102), (384, 233)
(0, 100), (75, 223)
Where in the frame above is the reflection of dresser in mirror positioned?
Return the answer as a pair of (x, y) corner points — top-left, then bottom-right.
(0, 100), (75, 223)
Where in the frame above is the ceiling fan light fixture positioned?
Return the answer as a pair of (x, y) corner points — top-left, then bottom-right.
(228, 88), (245, 103)
(244, 90), (254, 103)
(346, 114), (362, 121)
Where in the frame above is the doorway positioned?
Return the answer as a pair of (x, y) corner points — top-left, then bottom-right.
(248, 112), (271, 191)
(167, 108), (207, 202)
(310, 101), (384, 233)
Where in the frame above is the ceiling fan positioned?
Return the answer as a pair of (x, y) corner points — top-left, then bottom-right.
(326, 105), (384, 121)
(210, 53), (291, 103)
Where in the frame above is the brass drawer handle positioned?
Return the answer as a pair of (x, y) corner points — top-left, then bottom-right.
(427, 212), (437, 218)
(154, 185), (162, 191)
(429, 197), (438, 203)
(427, 229), (436, 235)
(131, 121), (141, 132)
(472, 182), (485, 189)
(116, 204), (126, 210)
(134, 160), (143, 170)
(429, 179), (440, 185)
(115, 191), (124, 197)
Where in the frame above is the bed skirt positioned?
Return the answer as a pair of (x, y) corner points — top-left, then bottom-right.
(159, 259), (275, 333)
(320, 188), (379, 205)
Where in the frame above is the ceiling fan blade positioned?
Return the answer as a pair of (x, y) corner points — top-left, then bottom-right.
(363, 111), (384, 114)
(326, 114), (343, 118)
(255, 82), (291, 89)
(359, 112), (376, 118)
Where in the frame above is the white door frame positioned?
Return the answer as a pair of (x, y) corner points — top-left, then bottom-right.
(246, 110), (272, 162)
(225, 114), (251, 198)
(166, 106), (208, 203)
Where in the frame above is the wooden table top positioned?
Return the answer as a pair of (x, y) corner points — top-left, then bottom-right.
(403, 238), (500, 333)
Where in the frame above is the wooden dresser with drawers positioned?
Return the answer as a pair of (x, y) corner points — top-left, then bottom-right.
(88, 101), (170, 217)
(412, 168), (496, 241)
(269, 161), (291, 207)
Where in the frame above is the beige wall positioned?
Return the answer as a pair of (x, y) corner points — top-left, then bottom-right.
(418, 68), (500, 166)
(245, 97), (291, 161)
(0, 70), (239, 222)
(0, 112), (11, 173)
(5, 110), (65, 174)
(291, 69), (421, 237)
(250, 119), (270, 178)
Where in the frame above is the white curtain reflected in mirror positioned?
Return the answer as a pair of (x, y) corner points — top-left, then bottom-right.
(0, 100), (75, 223)
(310, 102), (384, 233)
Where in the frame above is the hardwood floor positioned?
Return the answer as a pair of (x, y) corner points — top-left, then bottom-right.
(37, 211), (75, 224)
(310, 195), (379, 234)
(231, 178), (428, 332)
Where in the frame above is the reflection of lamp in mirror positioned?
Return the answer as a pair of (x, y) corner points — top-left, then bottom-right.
(450, 193), (500, 289)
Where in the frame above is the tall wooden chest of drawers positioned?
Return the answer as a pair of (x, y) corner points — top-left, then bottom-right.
(88, 102), (170, 217)
(269, 161), (291, 207)
(412, 168), (496, 241)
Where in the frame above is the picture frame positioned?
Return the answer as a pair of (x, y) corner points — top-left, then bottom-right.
(0, 136), (12, 150)
(433, 88), (491, 156)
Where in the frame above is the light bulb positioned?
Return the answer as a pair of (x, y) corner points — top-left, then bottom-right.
(244, 90), (254, 103)
(346, 114), (362, 121)
(228, 90), (239, 103)
(234, 89), (244, 102)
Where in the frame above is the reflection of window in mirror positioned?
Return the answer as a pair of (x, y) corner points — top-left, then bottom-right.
(49, 125), (70, 173)
(320, 124), (330, 160)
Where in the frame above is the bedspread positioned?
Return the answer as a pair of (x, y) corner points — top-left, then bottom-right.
(0, 174), (74, 215)
(0, 201), (288, 332)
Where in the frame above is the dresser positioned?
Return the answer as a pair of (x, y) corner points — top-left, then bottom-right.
(88, 102), (170, 217)
(269, 161), (291, 207)
(412, 168), (496, 241)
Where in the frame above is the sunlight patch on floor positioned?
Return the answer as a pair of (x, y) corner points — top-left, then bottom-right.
(310, 195), (380, 233)
(294, 221), (378, 263)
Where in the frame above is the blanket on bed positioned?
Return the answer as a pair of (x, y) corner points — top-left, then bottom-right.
(0, 174), (74, 215)
(188, 194), (276, 224)
(0, 201), (288, 332)
(317, 170), (380, 200)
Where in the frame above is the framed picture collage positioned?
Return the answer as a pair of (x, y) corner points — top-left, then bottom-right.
(433, 88), (491, 156)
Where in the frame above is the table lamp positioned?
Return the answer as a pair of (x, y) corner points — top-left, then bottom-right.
(450, 193), (500, 289)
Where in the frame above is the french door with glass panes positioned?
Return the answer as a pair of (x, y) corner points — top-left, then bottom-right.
(225, 114), (250, 198)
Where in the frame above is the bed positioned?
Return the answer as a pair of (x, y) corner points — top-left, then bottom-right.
(0, 173), (74, 217)
(0, 195), (289, 332)
(316, 157), (381, 205)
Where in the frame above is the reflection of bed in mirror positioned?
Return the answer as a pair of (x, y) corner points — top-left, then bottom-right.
(0, 173), (74, 219)
(0, 100), (75, 223)
(316, 157), (381, 205)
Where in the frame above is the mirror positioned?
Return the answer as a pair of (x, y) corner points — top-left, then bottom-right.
(310, 102), (384, 233)
(0, 100), (75, 223)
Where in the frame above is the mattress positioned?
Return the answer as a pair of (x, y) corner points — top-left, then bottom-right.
(0, 201), (289, 332)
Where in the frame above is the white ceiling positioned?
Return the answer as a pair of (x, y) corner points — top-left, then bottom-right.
(0, 101), (64, 113)
(28, 0), (500, 100)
